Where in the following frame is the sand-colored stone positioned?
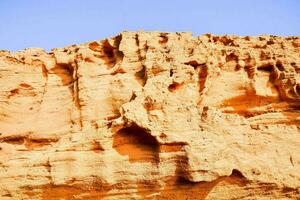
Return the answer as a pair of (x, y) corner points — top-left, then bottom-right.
(0, 31), (300, 199)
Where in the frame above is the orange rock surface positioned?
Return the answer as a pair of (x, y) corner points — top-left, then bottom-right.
(0, 31), (299, 199)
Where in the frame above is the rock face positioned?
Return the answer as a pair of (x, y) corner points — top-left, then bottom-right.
(0, 31), (300, 199)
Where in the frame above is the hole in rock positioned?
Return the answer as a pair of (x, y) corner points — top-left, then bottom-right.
(19, 83), (33, 89)
(92, 141), (104, 153)
(225, 53), (238, 62)
(159, 33), (168, 44)
(185, 60), (201, 69)
(8, 88), (19, 98)
(260, 51), (270, 60)
(214, 36), (236, 46)
(168, 82), (182, 92)
(257, 64), (273, 72)
(266, 39), (275, 45)
(290, 62), (296, 67)
(231, 169), (244, 178)
(113, 124), (159, 163)
(276, 61), (285, 71)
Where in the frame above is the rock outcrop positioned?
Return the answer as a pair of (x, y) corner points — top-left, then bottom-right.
(0, 31), (300, 199)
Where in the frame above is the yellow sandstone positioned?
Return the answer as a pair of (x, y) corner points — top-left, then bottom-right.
(0, 31), (299, 199)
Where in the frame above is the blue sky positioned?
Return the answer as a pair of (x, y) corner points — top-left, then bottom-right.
(0, 0), (299, 51)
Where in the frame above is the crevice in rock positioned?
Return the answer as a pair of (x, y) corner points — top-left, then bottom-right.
(244, 55), (256, 79)
(201, 106), (209, 121)
(73, 61), (83, 128)
(221, 94), (279, 118)
(135, 65), (147, 86)
(294, 84), (300, 96)
(135, 33), (140, 47)
(0, 135), (25, 145)
(245, 64), (256, 79)
(113, 34), (124, 61)
(129, 92), (137, 101)
(184, 60), (207, 94)
(102, 40), (115, 58)
(90, 35), (124, 69)
(135, 33), (143, 62)
(198, 64), (208, 94)
(38, 70), (48, 113)
(50, 60), (82, 128)
(169, 69), (174, 77)
(25, 137), (59, 150)
(0, 135), (59, 150)
(50, 63), (74, 96)
(41, 63), (48, 78)
(159, 142), (186, 153)
(289, 156), (294, 167)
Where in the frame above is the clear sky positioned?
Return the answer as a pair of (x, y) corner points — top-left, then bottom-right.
(0, 0), (299, 51)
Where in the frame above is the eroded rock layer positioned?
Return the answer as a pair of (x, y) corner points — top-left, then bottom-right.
(0, 31), (300, 199)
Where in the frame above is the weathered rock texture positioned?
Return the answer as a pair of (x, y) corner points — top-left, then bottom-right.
(0, 31), (300, 199)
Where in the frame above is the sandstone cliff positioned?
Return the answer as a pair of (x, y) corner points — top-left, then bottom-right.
(0, 31), (300, 199)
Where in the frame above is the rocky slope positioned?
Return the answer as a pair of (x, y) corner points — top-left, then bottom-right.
(0, 31), (300, 199)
